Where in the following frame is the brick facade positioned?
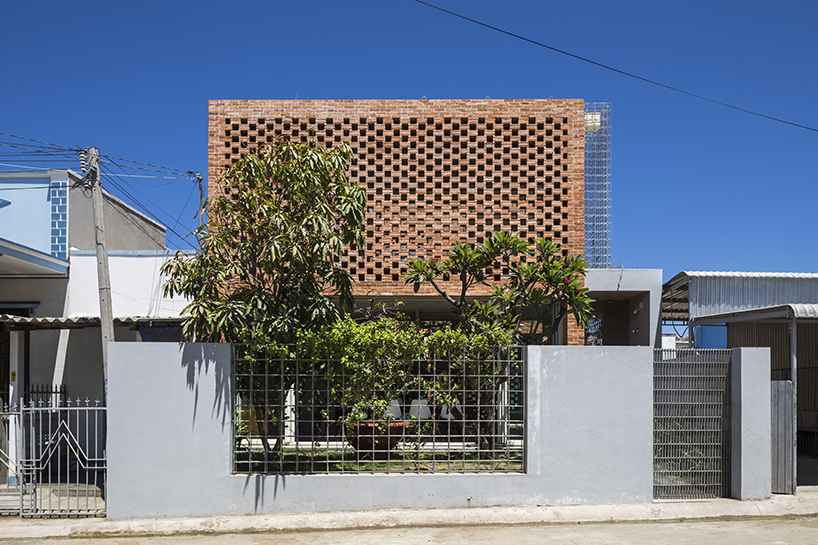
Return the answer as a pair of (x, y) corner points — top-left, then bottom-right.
(208, 99), (586, 344)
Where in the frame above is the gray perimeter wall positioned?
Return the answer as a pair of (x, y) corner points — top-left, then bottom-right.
(731, 347), (772, 500)
(107, 344), (654, 520)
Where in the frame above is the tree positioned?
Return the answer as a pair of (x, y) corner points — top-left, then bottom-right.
(403, 232), (594, 345)
(161, 139), (366, 455)
(401, 233), (593, 455)
(161, 139), (366, 346)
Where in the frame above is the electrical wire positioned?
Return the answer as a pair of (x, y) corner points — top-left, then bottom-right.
(99, 162), (198, 251)
(103, 174), (198, 252)
(0, 163), (59, 171)
(0, 130), (201, 250)
(0, 142), (80, 161)
(100, 172), (185, 187)
(102, 188), (172, 250)
(97, 152), (191, 175)
(0, 130), (77, 151)
(101, 172), (196, 250)
(172, 183), (197, 235)
(0, 184), (52, 190)
(415, 0), (818, 134)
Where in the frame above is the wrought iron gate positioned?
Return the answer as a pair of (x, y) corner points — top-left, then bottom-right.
(0, 400), (106, 517)
(654, 349), (732, 499)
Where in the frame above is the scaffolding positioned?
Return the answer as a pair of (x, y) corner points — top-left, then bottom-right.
(584, 103), (612, 268)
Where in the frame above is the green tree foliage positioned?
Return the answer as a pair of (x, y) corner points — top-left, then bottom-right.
(403, 232), (593, 344)
(161, 139), (366, 347)
(162, 140), (365, 455)
(296, 316), (515, 457)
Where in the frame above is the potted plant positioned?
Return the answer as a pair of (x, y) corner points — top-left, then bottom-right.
(299, 316), (423, 459)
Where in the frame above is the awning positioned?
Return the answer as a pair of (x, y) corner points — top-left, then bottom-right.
(0, 237), (68, 278)
(689, 303), (818, 328)
(0, 314), (186, 331)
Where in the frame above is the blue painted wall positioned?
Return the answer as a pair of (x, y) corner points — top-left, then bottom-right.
(695, 324), (728, 349)
(0, 177), (53, 254)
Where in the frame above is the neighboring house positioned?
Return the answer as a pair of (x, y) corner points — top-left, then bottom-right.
(0, 170), (188, 405)
(208, 99), (656, 346)
(662, 270), (818, 433)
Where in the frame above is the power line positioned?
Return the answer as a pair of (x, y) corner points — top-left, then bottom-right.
(0, 184), (52, 190)
(97, 152), (191, 175)
(0, 130), (77, 151)
(415, 0), (818, 134)
(0, 141), (80, 161)
(100, 172), (187, 188)
(103, 173), (198, 252)
(99, 162), (198, 251)
(0, 163), (57, 171)
(0, 130), (201, 250)
(172, 183), (198, 235)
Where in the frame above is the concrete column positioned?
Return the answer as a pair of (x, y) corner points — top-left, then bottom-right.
(7, 331), (24, 485)
(731, 347), (771, 500)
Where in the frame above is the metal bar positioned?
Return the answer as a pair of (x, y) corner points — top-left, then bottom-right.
(790, 316), (798, 494)
(231, 344), (526, 475)
(653, 348), (732, 499)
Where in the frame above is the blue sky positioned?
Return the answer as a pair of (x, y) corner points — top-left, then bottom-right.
(1, 0), (816, 281)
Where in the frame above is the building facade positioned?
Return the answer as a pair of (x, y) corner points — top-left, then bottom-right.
(208, 99), (590, 343)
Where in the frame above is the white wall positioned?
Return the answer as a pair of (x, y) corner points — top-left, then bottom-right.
(1, 252), (188, 394)
(0, 277), (68, 385)
(68, 252), (189, 317)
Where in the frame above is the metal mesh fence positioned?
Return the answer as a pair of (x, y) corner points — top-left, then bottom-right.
(584, 103), (612, 269)
(232, 345), (525, 474)
(653, 348), (731, 499)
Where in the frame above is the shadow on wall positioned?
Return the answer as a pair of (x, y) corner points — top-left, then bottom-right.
(243, 473), (288, 513)
(180, 343), (231, 432)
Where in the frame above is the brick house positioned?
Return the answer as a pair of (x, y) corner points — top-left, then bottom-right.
(208, 99), (594, 345)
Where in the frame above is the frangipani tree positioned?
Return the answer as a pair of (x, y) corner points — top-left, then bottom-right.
(403, 232), (593, 344)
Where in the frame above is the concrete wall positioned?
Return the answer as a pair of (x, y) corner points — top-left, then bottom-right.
(0, 277), (67, 386)
(67, 252), (189, 317)
(0, 176), (52, 254)
(108, 344), (654, 520)
(69, 187), (166, 251)
(731, 347), (771, 500)
(585, 268), (663, 348)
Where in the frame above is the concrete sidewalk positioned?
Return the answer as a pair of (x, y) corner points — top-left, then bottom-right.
(0, 487), (817, 540)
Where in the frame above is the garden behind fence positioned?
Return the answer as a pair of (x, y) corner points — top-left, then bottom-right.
(232, 345), (525, 474)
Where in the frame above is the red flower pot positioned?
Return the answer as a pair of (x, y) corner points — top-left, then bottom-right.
(350, 421), (407, 460)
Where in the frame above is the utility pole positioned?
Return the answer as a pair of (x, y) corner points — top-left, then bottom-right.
(88, 147), (114, 400)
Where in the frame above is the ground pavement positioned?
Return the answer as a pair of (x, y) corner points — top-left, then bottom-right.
(0, 488), (817, 544)
(2, 461), (818, 544)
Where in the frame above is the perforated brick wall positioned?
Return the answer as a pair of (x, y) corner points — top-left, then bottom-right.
(208, 99), (586, 343)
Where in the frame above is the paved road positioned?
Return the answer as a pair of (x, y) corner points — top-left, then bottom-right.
(3, 516), (818, 545)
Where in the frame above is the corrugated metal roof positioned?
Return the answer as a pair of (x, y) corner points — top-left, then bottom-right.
(683, 271), (818, 279)
(791, 303), (818, 319)
(662, 271), (818, 321)
(0, 314), (184, 330)
(689, 273), (818, 319)
(690, 303), (818, 326)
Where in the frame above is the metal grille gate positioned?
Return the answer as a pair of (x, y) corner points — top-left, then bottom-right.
(654, 349), (732, 499)
(0, 400), (106, 517)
